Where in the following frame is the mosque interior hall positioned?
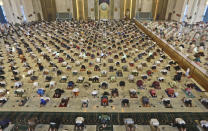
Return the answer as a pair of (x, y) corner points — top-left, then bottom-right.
(0, 0), (208, 131)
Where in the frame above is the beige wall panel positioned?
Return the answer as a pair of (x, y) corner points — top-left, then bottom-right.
(114, 0), (120, 19)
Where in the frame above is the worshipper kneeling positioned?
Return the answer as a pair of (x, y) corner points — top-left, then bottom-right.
(0, 97), (7, 106)
(45, 75), (52, 82)
(99, 82), (108, 89)
(174, 74), (182, 82)
(109, 76), (116, 83)
(150, 89), (157, 97)
(121, 58), (126, 63)
(132, 70), (138, 76)
(146, 70), (153, 76)
(122, 65), (128, 71)
(116, 70), (123, 77)
(81, 81), (90, 89)
(129, 89), (138, 98)
(184, 88), (194, 97)
(62, 61), (68, 67)
(37, 88), (45, 96)
(59, 97), (69, 107)
(80, 65), (86, 71)
(150, 118), (159, 130)
(183, 98), (192, 107)
(0, 89), (6, 97)
(200, 120), (208, 129)
(162, 98), (172, 108)
(67, 81), (75, 89)
(49, 81), (56, 88)
(158, 77), (165, 82)
(166, 88), (176, 97)
(137, 80), (144, 89)
(152, 81), (161, 89)
(14, 81), (23, 88)
(101, 70), (107, 77)
(109, 66), (115, 73)
(200, 98), (208, 108)
(14, 88), (24, 97)
(0, 81), (6, 88)
(0, 76), (5, 81)
(141, 74), (148, 80)
(129, 61), (134, 67)
(175, 118), (186, 131)
(60, 76), (67, 83)
(56, 70), (62, 76)
(94, 65), (100, 71)
(53, 88), (64, 98)
(98, 115), (111, 130)
(142, 96), (150, 107)
(81, 98), (89, 108)
(77, 76), (84, 83)
(89, 89), (97, 98)
(101, 96), (108, 106)
(161, 69), (168, 75)
(72, 70), (78, 76)
(124, 118), (135, 131)
(89, 76), (99, 83)
(40, 97), (50, 107)
(18, 97), (28, 106)
(111, 88), (119, 97)
(72, 88), (80, 97)
(0, 119), (11, 130)
(169, 81), (177, 88)
(119, 81), (125, 88)
(121, 98), (129, 107)
(75, 117), (85, 130)
(128, 75), (134, 83)
(58, 57), (64, 63)
(49, 119), (60, 131)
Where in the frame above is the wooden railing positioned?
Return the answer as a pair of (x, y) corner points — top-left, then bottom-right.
(134, 20), (208, 90)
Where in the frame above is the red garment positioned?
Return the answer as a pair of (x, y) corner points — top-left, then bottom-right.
(102, 98), (108, 103)
(167, 88), (174, 94)
(147, 70), (152, 76)
(137, 80), (143, 86)
(150, 89), (156, 94)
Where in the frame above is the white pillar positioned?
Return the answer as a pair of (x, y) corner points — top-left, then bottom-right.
(114, 0), (120, 19)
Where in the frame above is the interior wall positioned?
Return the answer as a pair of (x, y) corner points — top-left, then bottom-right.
(2, 0), (43, 23)
(40, 0), (57, 21)
(141, 0), (152, 12)
(2, 0), (207, 22)
(171, 0), (186, 21)
(88, 0), (94, 19)
(187, 0), (207, 23)
(165, 0), (175, 20)
(184, 0), (197, 23)
(114, 0), (120, 19)
(194, 0), (207, 22)
(156, 0), (168, 20)
(31, 0), (43, 21)
(3, 0), (22, 23)
(22, 0), (36, 22)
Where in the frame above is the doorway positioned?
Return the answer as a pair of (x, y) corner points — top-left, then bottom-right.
(40, 0), (57, 21)
(0, 5), (7, 23)
(203, 5), (208, 22)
